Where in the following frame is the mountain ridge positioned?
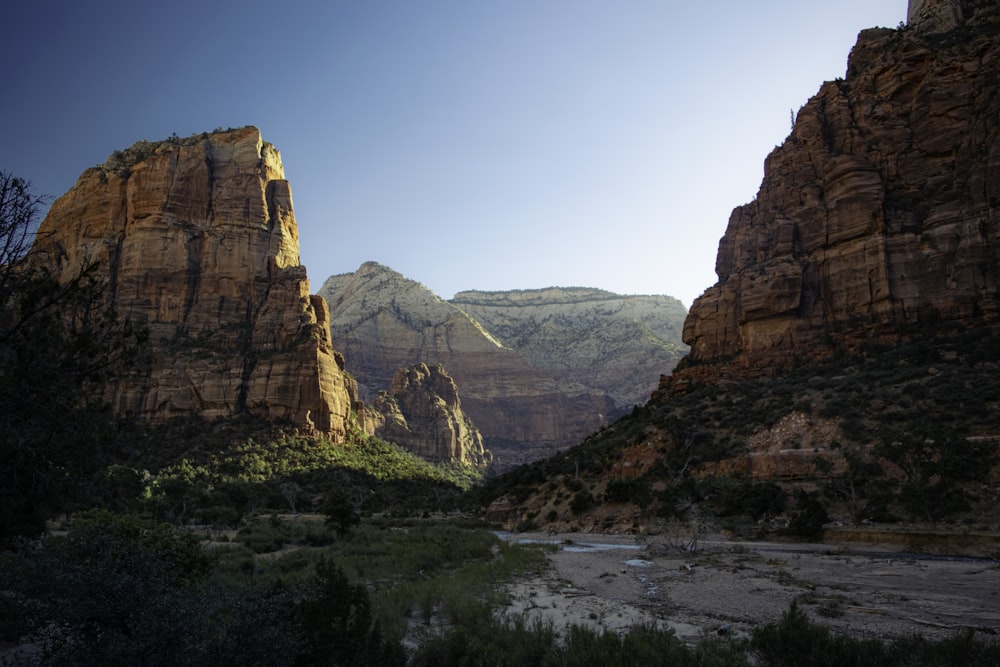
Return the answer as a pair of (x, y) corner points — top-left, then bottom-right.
(320, 261), (688, 468)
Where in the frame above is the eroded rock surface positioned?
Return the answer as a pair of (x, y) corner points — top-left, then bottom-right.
(668, 0), (1000, 393)
(369, 363), (491, 467)
(320, 262), (687, 467)
(29, 127), (363, 439)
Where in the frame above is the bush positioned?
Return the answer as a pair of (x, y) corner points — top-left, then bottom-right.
(700, 475), (786, 521)
(785, 490), (829, 539)
(751, 602), (1000, 666)
(412, 616), (745, 667)
(570, 490), (596, 514)
(295, 556), (405, 666)
(604, 478), (653, 507)
(0, 512), (303, 664)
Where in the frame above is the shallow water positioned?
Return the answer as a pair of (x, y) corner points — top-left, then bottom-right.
(495, 531), (643, 553)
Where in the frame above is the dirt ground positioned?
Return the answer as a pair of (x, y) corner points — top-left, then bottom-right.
(501, 532), (1000, 645)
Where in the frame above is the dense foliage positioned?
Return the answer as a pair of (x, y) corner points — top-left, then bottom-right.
(0, 172), (146, 541)
(131, 424), (483, 525)
(0, 512), (548, 665)
(476, 327), (1000, 532)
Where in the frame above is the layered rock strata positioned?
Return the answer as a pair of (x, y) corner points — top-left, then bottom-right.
(451, 288), (687, 410)
(369, 363), (491, 467)
(29, 127), (364, 439)
(668, 0), (1000, 393)
(320, 262), (687, 467)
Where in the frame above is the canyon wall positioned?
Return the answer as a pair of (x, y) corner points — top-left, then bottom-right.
(29, 127), (364, 439)
(668, 0), (1000, 393)
(320, 262), (687, 467)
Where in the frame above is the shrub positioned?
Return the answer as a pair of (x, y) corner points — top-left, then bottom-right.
(785, 490), (829, 539)
(295, 556), (405, 666)
(570, 490), (595, 514)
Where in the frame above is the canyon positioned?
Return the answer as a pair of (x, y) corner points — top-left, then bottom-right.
(319, 262), (687, 468)
(23, 129), (685, 468)
(489, 0), (1000, 534)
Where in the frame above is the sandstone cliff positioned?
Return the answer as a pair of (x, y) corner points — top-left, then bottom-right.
(451, 288), (687, 410)
(29, 127), (364, 439)
(669, 0), (1000, 393)
(369, 363), (491, 467)
(319, 262), (687, 467)
(483, 1), (1000, 534)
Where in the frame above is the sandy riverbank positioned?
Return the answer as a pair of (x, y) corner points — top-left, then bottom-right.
(501, 532), (1000, 644)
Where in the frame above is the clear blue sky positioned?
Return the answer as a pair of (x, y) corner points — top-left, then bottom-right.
(3, 1), (904, 308)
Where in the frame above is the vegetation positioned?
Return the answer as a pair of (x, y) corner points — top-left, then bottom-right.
(476, 327), (1000, 534)
(7, 508), (998, 665)
(131, 422), (483, 525)
(0, 511), (550, 665)
(3, 169), (1000, 662)
(750, 601), (1000, 667)
(410, 598), (1000, 667)
(0, 171), (147, 541)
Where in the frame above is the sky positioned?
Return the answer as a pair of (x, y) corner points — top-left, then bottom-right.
(3, 1), (905, 309)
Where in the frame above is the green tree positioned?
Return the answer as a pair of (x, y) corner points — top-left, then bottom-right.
(321, 488), (361, 537)
(875, 422), (997, 523)
(785, 489), (829, 539)
(0, 512), (304, 664)
(294, 556), (405, 666)
(0, 171), (146, 540)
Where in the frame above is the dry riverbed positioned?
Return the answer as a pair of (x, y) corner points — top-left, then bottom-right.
(500, 532), (1000, 644)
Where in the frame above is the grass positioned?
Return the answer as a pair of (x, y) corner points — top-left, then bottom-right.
(209, 513), (552, 645)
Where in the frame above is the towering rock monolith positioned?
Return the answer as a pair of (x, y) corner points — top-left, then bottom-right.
(28, 127), (364, 439)
(369, 363), (491, 467)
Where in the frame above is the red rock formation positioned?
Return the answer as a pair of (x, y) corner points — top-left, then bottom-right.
(320, 262), (686, 468)
(28, 127), (364, 439)
(369, 363), (491, 467)
(667, 0), (1000, 393)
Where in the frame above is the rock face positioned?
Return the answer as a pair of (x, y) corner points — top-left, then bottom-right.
(319, 262), (687, 467)
(28, 127), (364, 439)
(451, 288), (688, 412)
(369, 363), (491, 467)
(670, 0), (1000, 392)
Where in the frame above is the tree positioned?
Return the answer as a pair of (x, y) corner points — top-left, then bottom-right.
(0, 512), (305, 664)
(785, 489), (830, 539)
(875, 422), (997, 523)
(321, 488), (360, 537)
(0, 171), (147, 540)
(295, 556), (405, 666)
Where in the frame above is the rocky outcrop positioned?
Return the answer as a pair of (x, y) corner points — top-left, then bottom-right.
(28, 127), (364, 439)
(369, 363), (491, 467)
(451, 288), (687, 411)
(668, 0), (1000, 393)
(319, 262), (687, 467)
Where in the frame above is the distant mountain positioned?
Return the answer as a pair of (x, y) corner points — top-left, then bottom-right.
(319, 262), (687, 468)
(451, 287), (687, 411)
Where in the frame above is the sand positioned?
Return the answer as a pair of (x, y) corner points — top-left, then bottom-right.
(501, 532), (1000, 644)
